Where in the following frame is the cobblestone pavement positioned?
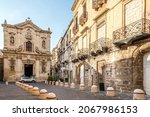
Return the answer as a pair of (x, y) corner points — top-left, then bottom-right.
(0, 82), (39, 100)
(0, 82), (149, 100)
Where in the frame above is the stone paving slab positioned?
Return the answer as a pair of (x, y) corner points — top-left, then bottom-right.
(0, 83), (39, 100)
(0, 82), (149, 100)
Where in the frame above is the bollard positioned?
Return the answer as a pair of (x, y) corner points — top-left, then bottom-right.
(45, 80), (48, 84)
(21, 83), (26, 89)
(70, 82), (76, 89)
(106, 87), (115, 96)
(25, 84), (30, 91)
(47, 93), (57, 100)
(28, 85), (34, 93)
(80, 84), (85, 91)
(60, 82), (64, 86)
(64, 82), (69, 87)
(18, 82), (22, 88)
(15, 81), (19, 86)
(18, 82), (21, 87)
(23, 84), (28, 90)
(39, 89), (48, 100)
(32, 87), (40, 96)
(5, 81), (8, 85)
(133, 89), (145, 100)
(55, 81), (59, 86)
(21, 83), (25, 88)
(91, 85), (98, 93)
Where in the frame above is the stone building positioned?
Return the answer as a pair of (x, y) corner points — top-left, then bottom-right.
(1, 19), (51, 82)
(0, 50), (3, 81)
(51, 47), (58, 76)
(55, 0), (150, 94)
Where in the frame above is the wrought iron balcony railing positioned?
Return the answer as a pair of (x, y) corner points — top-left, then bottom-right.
(92, 0), (107, 10)
(73, 24), (79, 35)
(90, 38), (109, 56)
(78, 48), (89, 61)
(113, 18), (150, 46)
(71, 53), (79, 63)
(79, 12), (88, 26)
(64, 55), (69, 64)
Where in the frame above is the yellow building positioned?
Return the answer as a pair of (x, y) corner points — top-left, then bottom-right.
(52, 47), (57, 75)
(55, 0), (150, 94)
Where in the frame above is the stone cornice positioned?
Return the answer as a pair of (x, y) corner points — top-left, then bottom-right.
(2, 20), (52, 34)
(72, 0), (79, 11)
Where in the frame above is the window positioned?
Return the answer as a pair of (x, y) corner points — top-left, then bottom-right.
(42, 40), (46, 49)
(97, 23), (106, 47)
(10, 36), (14, 45)
(125, 0), (142, 25)
(66, 34), (68, 46)
(83, 3), (86, 15)
(82, 35), (87, 49)
(75, 16), (78, 28)
(26, 41), (32, 52)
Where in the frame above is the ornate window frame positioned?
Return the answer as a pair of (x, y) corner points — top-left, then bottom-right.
(10, 36), (15, 46)
(26, 41), (32, 52)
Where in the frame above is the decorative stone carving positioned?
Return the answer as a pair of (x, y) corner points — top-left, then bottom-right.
(16, 45), (23, 52)
(25, 28), (32, 40)
(35, 47), (42, 54)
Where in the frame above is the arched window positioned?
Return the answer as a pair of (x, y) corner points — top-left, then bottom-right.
(10, 36), (14, 45)
(26, 41), (32, 52)
(42, 40), (46, 49)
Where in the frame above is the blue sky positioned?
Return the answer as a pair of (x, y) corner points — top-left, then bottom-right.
(0, 0), (74, 50)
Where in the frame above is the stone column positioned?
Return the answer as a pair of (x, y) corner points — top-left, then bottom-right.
(16, 58), (22, 79)
(3, 57), (9, 81)
(35, 60), (40, 81)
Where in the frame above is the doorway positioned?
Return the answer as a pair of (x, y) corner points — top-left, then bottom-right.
(97, 60), (105, 91)
(24, 64), (33, 77)
(143, 52), (150, 95)
(80, 64), (84, 84)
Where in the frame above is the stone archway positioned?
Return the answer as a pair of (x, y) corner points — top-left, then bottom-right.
(132, 42), (150, 90)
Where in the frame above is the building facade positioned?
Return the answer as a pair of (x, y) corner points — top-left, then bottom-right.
(0, 50), (3, 81)
(54, 0), (150, 94)
(2, 19), (51, 82)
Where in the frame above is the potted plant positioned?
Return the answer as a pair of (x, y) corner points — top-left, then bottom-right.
(47, 74), (52, 85)
(59, 78), (64, 86)
(55, 74), (59, 86)
(52, 74), (56, 85)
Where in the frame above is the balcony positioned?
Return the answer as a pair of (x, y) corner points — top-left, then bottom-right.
(79, 12), (88, 26)
(73, 24), (79, 35)
(92, 0), (107, 10)
(113, 19), (150, 46)
(71, 53), (79, 63)
(64, 55), (69, 64)
(90, 38), (109, 56)
(78, 48), (89, 61)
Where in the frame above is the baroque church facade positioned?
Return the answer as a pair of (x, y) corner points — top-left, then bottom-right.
(1, 19), (51, 82)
